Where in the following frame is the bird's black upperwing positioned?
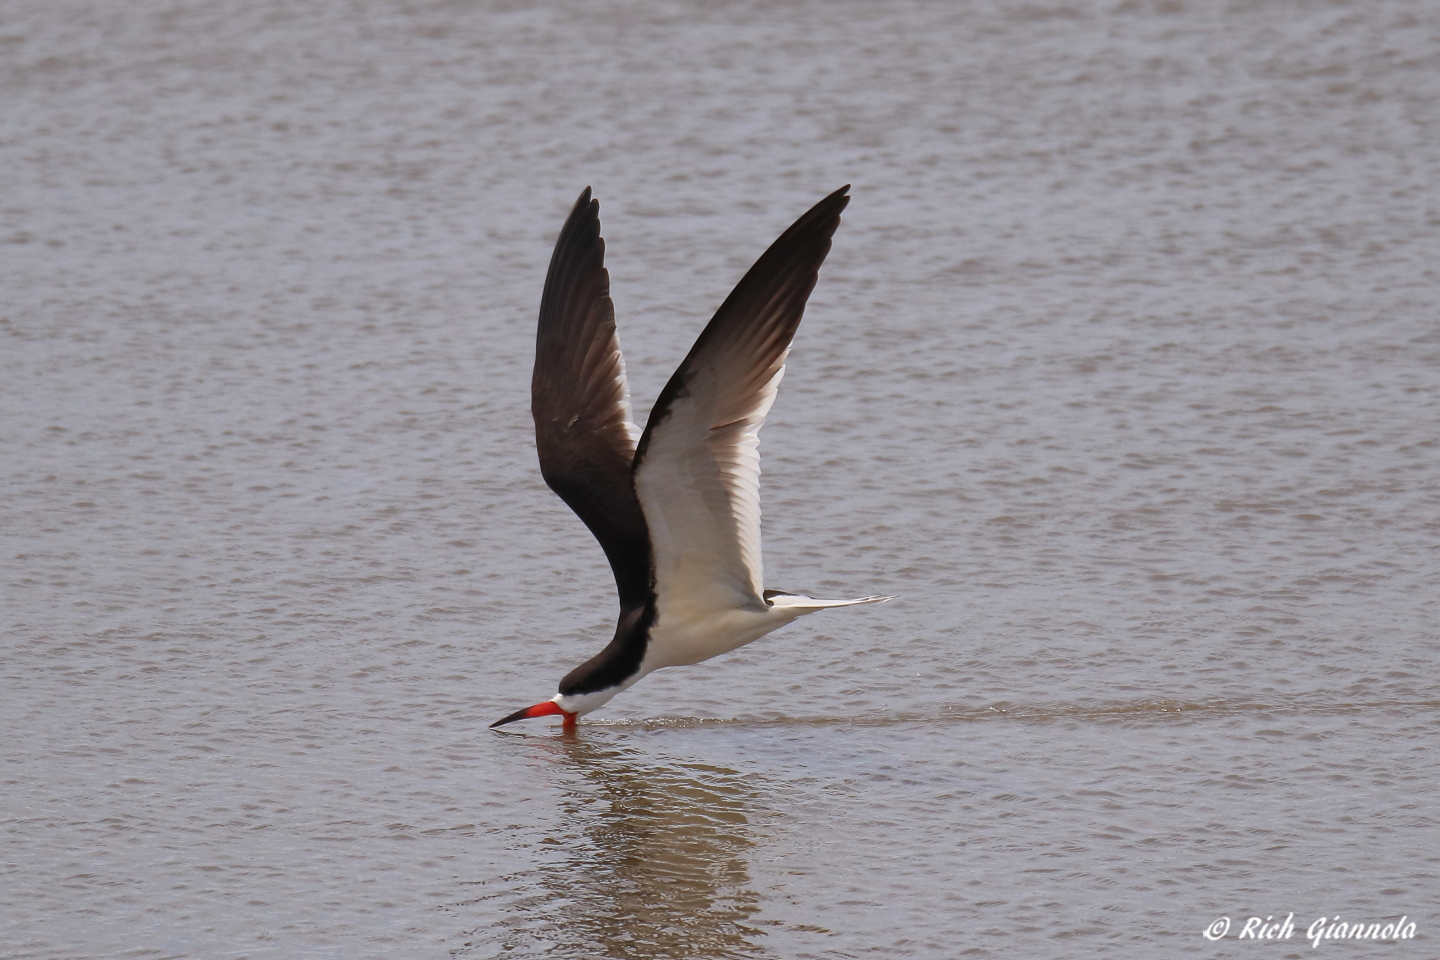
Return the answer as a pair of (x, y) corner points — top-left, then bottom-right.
(532, 188), (651, 611)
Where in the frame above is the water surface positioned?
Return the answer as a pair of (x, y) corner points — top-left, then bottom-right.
(3, 0), (1437, 957)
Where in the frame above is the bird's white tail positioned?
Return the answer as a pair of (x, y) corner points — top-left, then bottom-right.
(764, 592), (895, 611)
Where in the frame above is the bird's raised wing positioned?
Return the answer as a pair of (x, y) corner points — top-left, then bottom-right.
(532, 188), (651, 611)
(633, 186), (849, 617)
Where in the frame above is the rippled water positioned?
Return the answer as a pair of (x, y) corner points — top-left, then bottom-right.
(3, 0), (1437, 957)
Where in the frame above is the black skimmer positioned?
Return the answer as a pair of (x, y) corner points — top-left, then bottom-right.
(492, 186), (891, 731)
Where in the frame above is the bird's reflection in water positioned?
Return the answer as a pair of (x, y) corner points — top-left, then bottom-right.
(458, 733), (774, 959)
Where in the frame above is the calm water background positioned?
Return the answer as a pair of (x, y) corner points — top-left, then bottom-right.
(3, 1), (1438, 957)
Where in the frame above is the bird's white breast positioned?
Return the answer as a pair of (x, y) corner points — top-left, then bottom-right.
(640, 601), (805, 672)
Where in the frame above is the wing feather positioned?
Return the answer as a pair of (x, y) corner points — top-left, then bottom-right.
(532, 188), (651, 611)
(633, 186), (850, 616)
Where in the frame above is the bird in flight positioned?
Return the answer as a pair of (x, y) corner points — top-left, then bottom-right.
(493, 186), (891, 731)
